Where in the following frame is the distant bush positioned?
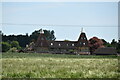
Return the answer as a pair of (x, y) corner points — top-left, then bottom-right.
(11, 41), (21, 49)
(1, 42), (11, 52)
(8, 47), (18, 53)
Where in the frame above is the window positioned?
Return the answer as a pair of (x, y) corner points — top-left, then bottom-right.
(67, 44), (68, 46)
(83, 43), (85, 45)
(72, 44), (74, 46)
(51, 43), (53, 46)
(81, 37), (83, 39)
(84, 37), (86, 39)
(59, 44), (61, 46)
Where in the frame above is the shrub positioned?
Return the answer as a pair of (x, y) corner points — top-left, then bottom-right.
(11, 41), (21, 49)
(1, 42), (11, 52)
(8, 47), (18, 53)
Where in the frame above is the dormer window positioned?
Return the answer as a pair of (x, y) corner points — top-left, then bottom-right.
(59, 44), (61, 46)
(83, 43), (85, 45)
(72, 44), (74, 46)
(51, 43), (53, 46)
(67, 44), (68, 46)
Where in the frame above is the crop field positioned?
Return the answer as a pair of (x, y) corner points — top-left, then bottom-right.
(1, 52), (120, 78)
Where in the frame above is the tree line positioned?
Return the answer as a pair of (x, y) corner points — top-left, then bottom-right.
(1, 29), (56, 52)
(89, 37), (120, 54)
(0, 29), (120, 53)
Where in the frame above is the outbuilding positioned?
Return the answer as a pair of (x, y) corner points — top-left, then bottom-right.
(94, 47), (117, 55)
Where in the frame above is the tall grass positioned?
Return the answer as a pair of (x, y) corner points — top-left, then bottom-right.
(2, 52), (118, 59)
(1, 52), (119, 78)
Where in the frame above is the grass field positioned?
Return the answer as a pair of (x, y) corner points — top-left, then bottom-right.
(1, 52), (120, 78)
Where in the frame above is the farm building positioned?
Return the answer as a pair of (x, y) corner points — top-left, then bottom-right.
(93, 47), (117, 55)
(33, 29), (90, 54)
(25, 29), (117, 55)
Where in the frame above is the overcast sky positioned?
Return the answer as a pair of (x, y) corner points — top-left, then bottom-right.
(1, 2), (118, 42)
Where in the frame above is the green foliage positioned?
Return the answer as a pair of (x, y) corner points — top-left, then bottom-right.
(30, 29), (56, 41)
(30, 30), (40, 41)
(102, 39), (120, 53)
(1, 41), (21, 52)
(43, 30), (56, 40)
(1, 42), (11, 52)
(68, 49), (75, 53)
(2, 34), (30, 47)
(102, 39), (112, 47)
(10, 41), (21, 49)
(116, 39), (120, 53)
(2, 29), (56, 47)
(11, 41), (21, 49)
(2, 52), (119, 78)
(111, 39), (118, 48)
(8, 47), (17, 53)
(105, 43), (113, 47)
(2, 52), (118, 58)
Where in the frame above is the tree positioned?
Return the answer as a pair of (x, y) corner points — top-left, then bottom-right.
(1, 42), (11, 52)
(50, 30), (56, 40)
(43, 30), (56, 40)
(89, 37), (104, 54)
(101, 39), (112, 47)
(30, 29), (56, 41)
(11, 41), (21, 49)
(111, 39), (117, 48)
(30, 30), (40, 41)
(2, 29), (56, 48)
(2, 34), (30, 48)
(117, 38), (120, 53)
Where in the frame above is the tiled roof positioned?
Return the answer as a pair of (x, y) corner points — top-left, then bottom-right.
(35, 32), (89, 49)
(48, 41), (77, 49)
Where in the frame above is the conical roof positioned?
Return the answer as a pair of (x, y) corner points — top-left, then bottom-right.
(35, 33), (49, 47)
(77, 30), (89, 47)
